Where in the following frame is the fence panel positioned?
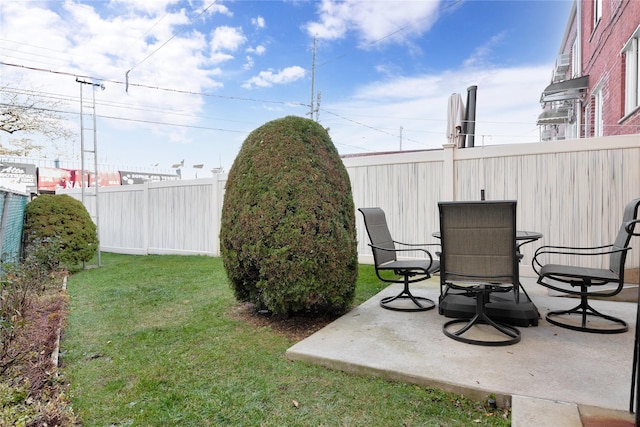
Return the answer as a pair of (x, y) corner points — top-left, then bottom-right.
(0, 190), (29, 265)
(147, 180), (218, 255)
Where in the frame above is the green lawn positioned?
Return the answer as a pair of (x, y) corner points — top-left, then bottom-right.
(63, 253), (510, 426)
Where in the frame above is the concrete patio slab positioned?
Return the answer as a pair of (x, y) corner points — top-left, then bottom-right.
(286, 277), (638, 425)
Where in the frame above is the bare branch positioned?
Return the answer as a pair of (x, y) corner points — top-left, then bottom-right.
(0, 80), (73, 140)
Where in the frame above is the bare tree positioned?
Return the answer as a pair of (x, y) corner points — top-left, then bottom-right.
(0, 138), (44, 157)
(0, 80), (73, 141)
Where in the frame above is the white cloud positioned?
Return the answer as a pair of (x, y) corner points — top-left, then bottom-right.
(243, 55), (255, 70)
(306, 0), (439, 47)
(242, 66), (306, 89)
(464, 32), (508, 68)
(110, 0), (181, 16)
(209, 26), (246, 53)
(244, 45), (265, 70)
(111, 0), (232, 19)
(247, 45), (266, 55)
(252, 16), (266, 29)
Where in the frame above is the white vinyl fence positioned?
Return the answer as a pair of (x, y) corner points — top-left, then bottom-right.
(64, 179), (225, 256)
(59, 134), (640, 276)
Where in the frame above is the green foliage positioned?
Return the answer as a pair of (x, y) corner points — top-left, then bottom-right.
(0, 380), (37, 427)
(0, 247), (77, 426)
(64, 254), (510, 426)
(220, 116), (358, 316)
(0, 242), (62, 377)
(22, 194), (98, 270)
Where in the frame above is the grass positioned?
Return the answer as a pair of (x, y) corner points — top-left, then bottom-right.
(62, 253), (510, 426)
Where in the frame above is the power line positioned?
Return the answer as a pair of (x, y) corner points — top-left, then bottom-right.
(321, 108), (439, 149)
(125, 0), (220, 91)
(128, 0), (219, 72)
(1, 89), (233, 133)
(0, 102), (248, 134)
(3, 86), (253, 126)
(0, 60), (310, 108)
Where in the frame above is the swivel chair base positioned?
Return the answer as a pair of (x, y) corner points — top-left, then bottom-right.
(442, 284), (521, 346)
(380, 282), (435, 312)
(546, 295), (628, 334)
(443, 313), (521, 346)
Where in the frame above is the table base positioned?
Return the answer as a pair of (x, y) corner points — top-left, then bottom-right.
(439, 288), (540, 327)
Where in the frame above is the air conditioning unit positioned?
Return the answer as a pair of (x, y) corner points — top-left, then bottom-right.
(556, 53), (570, 72)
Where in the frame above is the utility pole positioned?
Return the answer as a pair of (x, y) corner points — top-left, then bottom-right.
(77, 77), (104, 267)
(399, 126), (403, 151)
(309, 37), (317, 121)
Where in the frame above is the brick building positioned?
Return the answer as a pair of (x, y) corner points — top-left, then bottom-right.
(538, 0), (640, 140)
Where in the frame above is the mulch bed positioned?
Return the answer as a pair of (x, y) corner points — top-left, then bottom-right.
(231, 302), (340, 342)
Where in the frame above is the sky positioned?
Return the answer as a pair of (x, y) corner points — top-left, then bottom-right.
(0, 0), (573, 179)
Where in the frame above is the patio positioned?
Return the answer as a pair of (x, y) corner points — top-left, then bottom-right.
(286, 276), (637, 426)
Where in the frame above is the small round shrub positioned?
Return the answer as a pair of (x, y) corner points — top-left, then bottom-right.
(23, 194), (98, 270)
(220, 116), (358, 316)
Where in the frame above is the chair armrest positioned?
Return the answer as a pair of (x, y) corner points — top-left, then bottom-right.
(626, 219), (640, 237)
(393, 240), (440, 249)
(534, 243), (614, 253)
(532, 244), (630, 275)
(368, 244), (435, 265)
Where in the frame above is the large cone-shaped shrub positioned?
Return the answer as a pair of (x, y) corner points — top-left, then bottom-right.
(221, 116), (358, 316)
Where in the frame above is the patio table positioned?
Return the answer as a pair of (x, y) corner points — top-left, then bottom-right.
(432, 230), (542, 246)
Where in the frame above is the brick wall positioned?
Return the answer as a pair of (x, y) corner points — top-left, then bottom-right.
(581, 0), (640, 136)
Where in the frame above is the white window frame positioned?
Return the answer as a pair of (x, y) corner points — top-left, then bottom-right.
(594, 0), (602, 26)
(571, 37), (580, 78)
(593, 84), (604, 137)
(622, 27), (640, 115)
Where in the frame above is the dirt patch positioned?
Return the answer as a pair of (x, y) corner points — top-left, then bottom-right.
(231, 302), (340, 342)
(14, 289), (67, 397)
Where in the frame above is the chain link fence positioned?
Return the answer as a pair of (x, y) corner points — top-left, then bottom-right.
(0, 189), (29, 266)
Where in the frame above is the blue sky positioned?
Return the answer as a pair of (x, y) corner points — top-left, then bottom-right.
(1, 0), (572, 179)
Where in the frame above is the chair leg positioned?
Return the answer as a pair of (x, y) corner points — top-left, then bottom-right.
(380, 276), (435, 312)
(545, 292), (628, 334)
(442, 288), (521, 346)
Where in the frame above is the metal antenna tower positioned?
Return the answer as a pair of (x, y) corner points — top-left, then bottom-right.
(314, 92), (321, 122)
(76, 77), (104, 267)
(309, 37), (318, 121)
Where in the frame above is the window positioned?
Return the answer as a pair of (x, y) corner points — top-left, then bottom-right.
(594, 0), (602, 26)
(623, 29), (640, 115)
(593, 86), (604, 137)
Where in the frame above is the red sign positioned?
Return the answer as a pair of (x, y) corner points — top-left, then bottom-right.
(37, 168), (122, 192)
(37, 167), (73, 192)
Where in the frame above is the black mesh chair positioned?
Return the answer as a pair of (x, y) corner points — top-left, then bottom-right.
(438, 201), (521, 346)
(532, 198), (640, 333)
(358, 207), (439, 312)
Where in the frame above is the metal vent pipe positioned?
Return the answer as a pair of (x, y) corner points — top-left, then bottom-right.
(464, 85), (477, 148)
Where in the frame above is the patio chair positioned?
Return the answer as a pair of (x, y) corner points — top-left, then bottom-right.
(438, 200), (521, 346)
(358, 207), (439, 312)
(628, 217), (640, 419)
(532, 198), (640, 334)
